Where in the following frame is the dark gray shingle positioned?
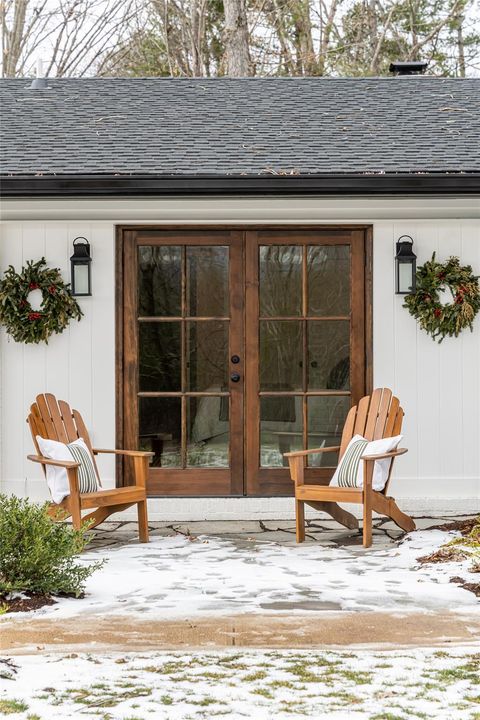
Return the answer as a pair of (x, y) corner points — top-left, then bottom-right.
(1, 77), (479, 176)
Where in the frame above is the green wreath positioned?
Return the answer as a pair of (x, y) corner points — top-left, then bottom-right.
(404, 253), (480, 343)
(0, 258), (83, 344)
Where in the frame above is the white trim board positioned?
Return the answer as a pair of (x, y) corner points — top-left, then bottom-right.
(1, 195), (480, 222)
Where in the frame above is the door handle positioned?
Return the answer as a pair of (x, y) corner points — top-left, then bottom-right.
(230, 372), (241, 383)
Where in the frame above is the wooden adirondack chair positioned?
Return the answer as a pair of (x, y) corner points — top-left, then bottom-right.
(27, 393), (153, 542)
(285, 388), (415, 548)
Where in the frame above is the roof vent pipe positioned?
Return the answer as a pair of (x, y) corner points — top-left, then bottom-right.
(389, 61), (428, 76)
(28, 59), (50, 89)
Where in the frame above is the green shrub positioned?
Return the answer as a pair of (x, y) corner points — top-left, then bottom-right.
(0, 494), (103, 598)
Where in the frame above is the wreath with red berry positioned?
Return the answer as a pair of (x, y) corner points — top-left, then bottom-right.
(0, 258), (82, 344)
(404, 254), (480, 343)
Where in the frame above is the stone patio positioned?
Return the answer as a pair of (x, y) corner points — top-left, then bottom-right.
(86, 514), (462, 551)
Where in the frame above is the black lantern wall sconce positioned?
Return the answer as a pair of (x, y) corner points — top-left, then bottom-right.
(395, 235), (417, 294)
(70, 237), (92, 296)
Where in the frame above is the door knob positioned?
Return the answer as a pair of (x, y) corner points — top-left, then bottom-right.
(230, 372), (241, 382)
(231, 355), (240, 364)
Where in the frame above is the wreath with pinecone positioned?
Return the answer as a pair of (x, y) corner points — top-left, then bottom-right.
(0, 258), (83, 344)
(404, 254), (480, 343)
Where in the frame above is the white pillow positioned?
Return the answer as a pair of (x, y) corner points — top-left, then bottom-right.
(330, 434), (403, 491)
(36, 436), (99, 503)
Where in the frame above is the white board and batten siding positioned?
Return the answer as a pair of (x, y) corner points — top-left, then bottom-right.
(1, 197), (479, 519)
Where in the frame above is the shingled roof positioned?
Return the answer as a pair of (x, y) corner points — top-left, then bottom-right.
(1, 77), (479, 195)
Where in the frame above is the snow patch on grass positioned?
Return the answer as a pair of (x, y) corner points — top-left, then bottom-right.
(0, 647), (479, 719)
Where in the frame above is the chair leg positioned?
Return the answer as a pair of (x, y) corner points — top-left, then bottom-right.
(137, 500), (149, 543)
(295, 499), (306, 543)
(363, 460), (373, 548)
(371, 493), (416, 533)
(69, 496), (82, 531)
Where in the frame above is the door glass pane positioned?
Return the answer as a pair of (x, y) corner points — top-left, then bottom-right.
(307, 396), (350, 467)
(139, 396), (181, 467)
(187, 246), (229, 317)
(260, 246), (302, 316)
(308, 321), (350, 390)
(138, 246), (181, 316)
(260, 396), (302, 466)
(187, 321), (228, 392)
(260, 321), (303, 391)
(139, 322), (181, 392)
(187, 397), (229, 467)
(308, 245), (350, 316)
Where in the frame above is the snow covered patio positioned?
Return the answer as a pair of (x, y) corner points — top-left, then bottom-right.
(2, 515), (479, 652)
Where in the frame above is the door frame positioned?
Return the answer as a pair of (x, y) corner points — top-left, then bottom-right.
(115, 224), (373, 494)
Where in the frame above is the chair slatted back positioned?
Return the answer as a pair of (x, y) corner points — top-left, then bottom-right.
(339, 388), (404, 494)
(27, 393), (101, 485)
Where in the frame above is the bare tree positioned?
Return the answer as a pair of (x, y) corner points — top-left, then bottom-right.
(223, 0), (251, 75)
(1, 0), (138, 77)
(3, 0), (479, 78)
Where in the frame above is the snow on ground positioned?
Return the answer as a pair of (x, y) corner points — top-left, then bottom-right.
(1, 646), (479, 719)
(9, 528), (479, 620)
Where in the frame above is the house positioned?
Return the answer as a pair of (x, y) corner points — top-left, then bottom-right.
(1, 76), (479, 521)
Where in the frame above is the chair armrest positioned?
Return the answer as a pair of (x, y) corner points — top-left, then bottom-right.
(27, 454), (80, 469)
(93, 448), (154, 458)
(284, 446), (340, 459)
(362, 448), (408, 461)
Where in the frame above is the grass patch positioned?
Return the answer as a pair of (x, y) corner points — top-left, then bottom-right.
(0, 699), (29, 714)
(243, 670), (268, 681)
(323, 691), (362, 704)
(190, 696), (224, 706)
(430, 657), (480, 684)
(269, 680), (301, 690)
(253, 688), (274, 699)
(338, 669), (373, 685)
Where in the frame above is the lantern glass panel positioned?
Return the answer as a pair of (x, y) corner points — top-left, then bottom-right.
(73, 263), (90, 295)
(398, 262), (413, 294)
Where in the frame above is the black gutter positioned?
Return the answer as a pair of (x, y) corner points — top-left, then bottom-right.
(1, 173), (480, 197)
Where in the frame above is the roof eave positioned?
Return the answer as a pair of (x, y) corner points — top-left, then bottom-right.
(1, 173), (480, 197)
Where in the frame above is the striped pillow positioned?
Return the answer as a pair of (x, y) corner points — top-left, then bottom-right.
(66, 439), (99, 493)
(330, 433), (403, 491)
(336, 437), (369, 488)
(36, 435), (99, 501)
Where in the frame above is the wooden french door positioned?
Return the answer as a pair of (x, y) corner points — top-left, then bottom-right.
(118, 227), (370, 496)
(120, 229), (244, 496)
(245, 229), (367, 495)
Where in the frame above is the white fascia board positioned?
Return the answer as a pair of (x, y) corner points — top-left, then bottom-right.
(1, 194), (480, 222)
